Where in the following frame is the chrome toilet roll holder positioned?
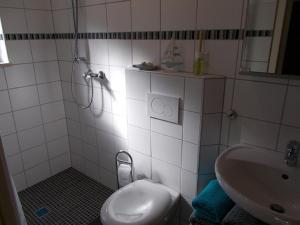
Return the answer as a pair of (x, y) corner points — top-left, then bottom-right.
(115, 151), (134, 189)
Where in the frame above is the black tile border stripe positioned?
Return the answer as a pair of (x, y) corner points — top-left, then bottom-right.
(3, 29), (273, 41)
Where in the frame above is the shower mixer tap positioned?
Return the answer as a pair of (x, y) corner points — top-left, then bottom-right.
(82, 69), (106, 79)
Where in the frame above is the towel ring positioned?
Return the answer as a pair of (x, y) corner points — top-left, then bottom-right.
(115, 151), (134, 189)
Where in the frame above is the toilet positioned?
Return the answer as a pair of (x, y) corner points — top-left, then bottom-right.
(100, 179), (180, 225)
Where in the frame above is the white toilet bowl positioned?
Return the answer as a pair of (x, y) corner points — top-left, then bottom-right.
(100, 179), (180, 225)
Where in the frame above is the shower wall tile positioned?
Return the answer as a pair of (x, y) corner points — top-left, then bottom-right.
(24, 0), (51, 10)
(161, 0), (197, 31)
(26, 10), (54, 33)
(34, 61), (60, 84)
(25, 161), (51, 186)
(18, 126), (45, 150)
(0, 0), (24, 8)
(12, 173), (27, 192)
(0, 69), (7, 90)
(44, 119), (68, 141)
(132, 40), (160, 66)
(9, 86), (39, 111)
(0, 8), (27, 33)
(7, 154), (24, 175)
(132, 0), (160, 31)
(22, 144), (48, 170)
(5, 64), (36, 89)
(2, 134), (20, 156)
(0, 113), (15, 136)
(13, 106), (43, 131)
(41, 101), (65, 123)
(197, 0), (243, 29)
(47, 136), (70, 158)
(50, 152), (71, 175)
(5, 41), (32, 64)
(38, 82), (63, 104)
(30, 40), (57, 62)
(108, 40), (132, 67)
(107, 1), (131, 32)
(79, 4), (107, 33)
(0, 90), (11, 114)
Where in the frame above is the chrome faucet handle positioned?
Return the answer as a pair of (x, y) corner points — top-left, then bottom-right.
(285, 140), (299, 167)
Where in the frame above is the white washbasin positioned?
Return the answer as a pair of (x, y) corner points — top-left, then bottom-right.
(215, 144), (300, 225)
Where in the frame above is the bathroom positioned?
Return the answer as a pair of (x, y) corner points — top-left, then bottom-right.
(0, 0), (299, 225)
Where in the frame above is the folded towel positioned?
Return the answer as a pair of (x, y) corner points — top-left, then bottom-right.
(192, 179), (234, 224)
(222, 205), (268, 225)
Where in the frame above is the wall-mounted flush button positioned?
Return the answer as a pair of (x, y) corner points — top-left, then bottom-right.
(147, 93), (179, 123)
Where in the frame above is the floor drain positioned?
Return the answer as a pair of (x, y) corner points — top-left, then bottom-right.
(270, 204), (285, 213)
(35, 207), (49, 218)
(282, 174), (289, 180)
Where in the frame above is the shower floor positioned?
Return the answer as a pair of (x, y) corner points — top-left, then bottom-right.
(18, 168), (113, 225)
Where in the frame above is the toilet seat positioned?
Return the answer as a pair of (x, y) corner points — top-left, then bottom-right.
(101, 180), (174, 225)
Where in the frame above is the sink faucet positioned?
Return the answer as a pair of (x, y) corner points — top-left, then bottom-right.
(285, 140), (299, 167)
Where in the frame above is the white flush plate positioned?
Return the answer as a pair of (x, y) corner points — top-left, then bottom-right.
(147, 93), (179, 123)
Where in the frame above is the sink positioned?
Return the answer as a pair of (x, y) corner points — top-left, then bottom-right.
(215, 144), (300, 225)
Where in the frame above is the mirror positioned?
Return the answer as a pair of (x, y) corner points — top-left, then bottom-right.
(240, 0), (300, 75)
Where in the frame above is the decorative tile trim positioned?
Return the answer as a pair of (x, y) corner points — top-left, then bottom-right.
(3, 29), (272, 41)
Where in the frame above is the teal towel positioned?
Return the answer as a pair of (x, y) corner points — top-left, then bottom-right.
(192, 179), (234, 224)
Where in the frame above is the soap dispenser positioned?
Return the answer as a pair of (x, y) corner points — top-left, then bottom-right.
(161, 34), (183, 72)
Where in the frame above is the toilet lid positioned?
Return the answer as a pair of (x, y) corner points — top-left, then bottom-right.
(101, 180), (172, 225)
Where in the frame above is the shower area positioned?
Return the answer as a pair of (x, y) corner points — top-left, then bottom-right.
(0, 0), (120, 224)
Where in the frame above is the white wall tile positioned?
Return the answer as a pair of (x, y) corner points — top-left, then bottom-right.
(127, 99), (150, 129)
(197, 0), (243, 29)
(51, 0), (71, 9)
(277, 126), (300, 153)
(2, 133), (20, 156)
(50, 153), (71, 175)
(9, 86), (39, 111)
(132, 40), (161, 66)
(47, 136), (69, 158)
(79, 108), (96, 127)
(0, 8), (27, 33)
(41, 101), (65, 123)
(5, 41), (32, 64)
(38, 82), (63, 104)
(69, 136), (82, 154)
(152, 159), (181, 192)
(12, 173), (27, 191)
(99, 150), (115, 173)
(0, 0), (24, 8)
(111, 91), (127, 116)
(113, 114), (127, 139)
(182, 142), (199, 174)
(201, 114), (222, 145)
(44, 119), (67, 141)
(79, 4), (107, 32)
(81, 124), (97, 146)
(92, 87), (112, 113)
(0, 90), (11, 114)
(6, 154), (23, 175)
(67, 119), (81, 138)
(181, 170), (197, 198)
(34, 61), (60, 84)
(128, 125), (150, 155)
(30, 40), (57, 62)
(107, 1), (131, 32)
(114, 136), (128, 152)
(26, 10), (54, 33)
(151, 73), (184, 101)
(151, 132), (182, 166)
(183, 111), (201, 144)
(0, 69), (7, 90)
(233, 80), (286, 123)
(126, 70), (150, 101)
(13, 106), (42, 131)
(24, 0), (51, 9)
(283, 86), (300, 128)
(5, 64), (35, 89)
(204, 40), (239, 77)
(161, 0), (197, 30)
(25, 161), (50, 186)
(109, 66), (126, 94)
(83, 143), (98, 163)
(100, 168), (117, 190)
(0, 113), (15, 136)
(84, 160), (99, 181)
(95, 111), (113, 133)
(199, 145), (219, 174)
(132, 0), (160, 31)
(85, 40), (109, 65)
(55, 40), (73, 60)
(151, 118), (182, 139)
(108, 40), (132, 67)
(18, 126), (45, 151)
(129, 149), (151, 180)
(97, 130), (115, 153)
(229, 117), (279, 149)
(52, 9), (73, 33)
(71, 153), (85, 173)
(22, 144), (48, 169)
(184, 78), (203, 113)
(204, 79), (224, 113)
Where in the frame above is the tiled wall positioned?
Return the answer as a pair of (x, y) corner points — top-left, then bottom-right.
(1, 0), (300, 224)
(0, 0), (70, 191)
